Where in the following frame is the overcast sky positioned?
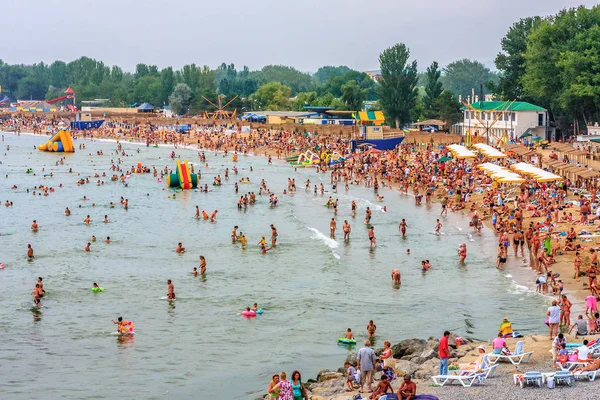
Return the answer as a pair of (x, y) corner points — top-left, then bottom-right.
(2, 0), (597, 73)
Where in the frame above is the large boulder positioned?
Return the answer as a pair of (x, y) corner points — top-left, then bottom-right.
(316, 370), (343, 382)
(309, 378), (346, 398)
(392, 338), (426, 359)
(418, 347), (438, 363)
(413, 357), (440, 380)
(425, 338), (439, 353)
(393, 359), (418, 376)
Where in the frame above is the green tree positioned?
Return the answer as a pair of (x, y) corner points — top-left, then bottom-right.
(423, 61), (443, 117)
(292, 91), (318, 111)
(249, 82), (291, 110)
(377, 43), (419, 128)
(522, 6), (600, 128)
(341, 80), (367, 111)
(441, 59), (499, 101)
(169, 83), (193, 115)
(159, 67), (175, 106)
(435, 90), (462, 126)
(314, 66), (352, 82)
(493, 16), (542, 100)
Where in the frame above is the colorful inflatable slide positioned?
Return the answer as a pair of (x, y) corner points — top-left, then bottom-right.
(166, 160), (199, 189)
(37, 130), (75, 152)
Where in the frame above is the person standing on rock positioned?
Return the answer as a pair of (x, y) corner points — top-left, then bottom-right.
(439, 331), (450, 376)
(356, 340), (376, 393)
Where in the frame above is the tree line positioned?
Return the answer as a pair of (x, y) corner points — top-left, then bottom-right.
(5, 4), (597, 132)
(0, 55), (497, 123)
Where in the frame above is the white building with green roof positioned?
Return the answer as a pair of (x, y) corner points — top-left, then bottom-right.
(460, 101), (548, 143)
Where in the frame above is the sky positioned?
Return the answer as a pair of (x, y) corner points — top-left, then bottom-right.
(2, 0), (597, 73)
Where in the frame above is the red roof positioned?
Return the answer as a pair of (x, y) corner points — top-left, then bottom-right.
(64, 86), (74, 95)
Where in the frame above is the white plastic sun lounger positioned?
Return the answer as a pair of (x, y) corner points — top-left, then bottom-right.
(431, 372), (485, 387)
(450, 356), (498, 379)
(513, 371), (543, 388)
(573, 370), (598, 382)
(487, 341), (533, 366)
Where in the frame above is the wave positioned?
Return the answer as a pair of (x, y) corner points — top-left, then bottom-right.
(307, 227), (339, 250)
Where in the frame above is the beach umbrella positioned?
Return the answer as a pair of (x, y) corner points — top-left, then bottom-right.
(531, 136), (543, 142)
(519, 132), (532, 139)
(436, 156), (452, 163)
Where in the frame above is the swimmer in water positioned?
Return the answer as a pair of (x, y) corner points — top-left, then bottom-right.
(27, 244), (34, 259)
(368, 226), (376, 247)
(391, 269), (401, 285)
(91, 235), (96, 242)
(345, 328), (355, 339)
(167, 279), (175, 299)
(199, 256), (207, 274)
(195, 206), (200, 219)
(85, 242), (91, 252)
(435, 219), (442, 234)
(84, 215), (92, 225)
(112, 317), (125, 333)
(210, 210), (218, 222)
(399, 219), (407, 237)
(330, 218), (336, 238)
(105, 236), (111, 243)
(343, 220), (351, 240)
(232, 226), (239, 242)
(31, 220), (39, 232)
(251, 303), (259, 312)
(104, 215), (109, 223)
(65, 207), (71, 216)
(176, 242), (186, 253)
(406, 249), (410, 255)
(270, 224), (278, 246)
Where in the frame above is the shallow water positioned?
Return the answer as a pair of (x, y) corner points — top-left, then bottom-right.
(0, 132), (546, 398)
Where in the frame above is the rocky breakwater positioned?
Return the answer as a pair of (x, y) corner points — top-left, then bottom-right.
(262, 334), (477, 400)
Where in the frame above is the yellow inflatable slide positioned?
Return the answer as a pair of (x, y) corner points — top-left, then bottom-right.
(38, 130), (75, 152)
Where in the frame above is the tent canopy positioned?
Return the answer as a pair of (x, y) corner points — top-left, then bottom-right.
(137, 103), (154, 111)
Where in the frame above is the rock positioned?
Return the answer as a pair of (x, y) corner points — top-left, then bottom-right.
(375, 347), (384, 357)
(448, 333), (457, 349)
(425, 338), (439, 353)
(413, 357), (440, 380)
(309, 378), (346, 398)
(393, 360), (418, 376)
(418, 347), (437, 362)
(316, 369), (343, 382)
(453, 350), (466, 358)
(345, 353), (357, 366)
(336, 366), (346, 374)
(392, 338), (426, 359)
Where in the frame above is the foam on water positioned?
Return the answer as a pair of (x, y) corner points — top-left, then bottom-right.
(307, 227), (339, 249)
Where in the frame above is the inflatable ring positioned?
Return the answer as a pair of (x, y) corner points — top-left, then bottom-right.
(338, 338), (356, 344)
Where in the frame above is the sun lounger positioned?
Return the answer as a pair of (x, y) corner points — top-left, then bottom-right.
(551, 371), (575, 386)
(431, 372), (484, 387)
(513, 371), (543, 388)
(450, 356), (498, 379)
(573, 370), (598, 382)
(488, 341), (533, 366)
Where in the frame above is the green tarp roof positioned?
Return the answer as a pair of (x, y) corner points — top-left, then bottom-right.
(467, 101), (546, 112)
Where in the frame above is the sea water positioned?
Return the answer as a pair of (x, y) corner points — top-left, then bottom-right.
(0, 133), (546, 399)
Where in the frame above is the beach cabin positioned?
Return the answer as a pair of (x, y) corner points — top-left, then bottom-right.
(459, 101), (548, 144)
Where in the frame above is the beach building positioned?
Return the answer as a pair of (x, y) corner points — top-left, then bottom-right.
(459, 101), (548, 144)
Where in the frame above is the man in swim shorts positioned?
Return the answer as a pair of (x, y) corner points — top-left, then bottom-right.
(27, 244), (34, 259)
(31, 220), (38, 232)
(343, 220), (351, 240)
(368, 227), (376, 247)
(176, 243), (186, 253)
(167, 279), (175, 299)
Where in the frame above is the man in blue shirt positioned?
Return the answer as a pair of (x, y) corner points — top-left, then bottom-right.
(356, 340), (376, 393)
